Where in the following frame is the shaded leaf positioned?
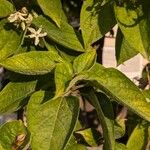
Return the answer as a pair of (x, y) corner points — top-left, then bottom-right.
(0, 120), (30, 150)
(0, 20), (22, 61)
(115, 28), (138, 65)
(85, 91), (115, 150)
(114, 2), (150, 58)
(33, 16), (85, 52)
(27, 91), (79, 150)
(0, 51), (59, 75)
(0, 80), (37, 114)
(80, 0), (116, 48)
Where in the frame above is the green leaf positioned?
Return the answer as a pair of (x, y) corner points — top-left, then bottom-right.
(85, 91), (115, 150)
(55, 62), (73, 98)
(114, 2), (150, 58)
(0, 0), (14, 18)
(0, 51), (59, 75)
(64, 122), (87, 150)
(73, 50), (96, 74)
(115, 28), (138, 65)
(0, 120), (30, 150)
(143, 90), (150, 103)
(56, 45), (82, 63)
(0, 80), (37, 114)
(33, 16), (85, 52)
(114, 119), (125, 139)
(86, 64), (150, 122)
(75, 128), (100, 147)
(115, 142), (127, 150)
(0, 20), (22, 61)
(68, 64), (150, 121)
(64, 136), (86, 150)
(44, 42), (64, 62)
(80, 1), (116, 48)
(27, 91), (80, 150)
(127, 121), (149, 150)
(37, 0), (66, 27)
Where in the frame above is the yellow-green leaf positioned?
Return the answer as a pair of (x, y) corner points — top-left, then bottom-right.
(114, 2), (150, 58)
(33, 16), (85, 52)
(0, 51), (59, 75)
(0, 20), (22, 61)
(73, 50), (96, 74)
(80, 0), (116, 48)
(37, 0), (66, 27)
(115, 28), (138, 65)
(0, 81), (37, 114)
(0, 0), (14, 18)
(55, 62), (73, 98)
(0, 120), (30, 150)
(27, 91), (80, 150)
(127, 121), (149, 150)
(68, 64), (150, 122)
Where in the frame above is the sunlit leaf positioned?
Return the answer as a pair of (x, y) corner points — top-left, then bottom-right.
(80, 0), (116, 48)
(37, 0), (66, 27)
(68, 64), (150, 122)
(0, 51), (59, 75)
(55, 62), (73, 98)
(114, 2), (150, 58)
(27, 91), (79, 150)
(33, 16), (85, 52)
(73, 50), (96, 74)
(127, 121), (149, 150)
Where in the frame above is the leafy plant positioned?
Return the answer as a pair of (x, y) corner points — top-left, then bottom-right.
(0, 0), (150, 149)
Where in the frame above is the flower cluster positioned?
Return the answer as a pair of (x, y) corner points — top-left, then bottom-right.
(8, 7), (47, 46)
(8, 7), (33, 30)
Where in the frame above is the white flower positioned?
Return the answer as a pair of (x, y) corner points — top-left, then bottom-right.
(8, 11), (27, 23)
(28, 27), (47, 45)
(25, 14), (33, 25)
(8, 7), (33, 30)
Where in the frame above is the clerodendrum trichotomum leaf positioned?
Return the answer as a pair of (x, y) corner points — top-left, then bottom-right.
(0, 0), (13, 18)
(114, 1), (150, 59)
(37, 0), (67, 27)
(0, 120), (30, 150)
(80, 0), (116, 48)
(0, 81), (37, 114)
(68, 64), (150, 122)
(33, 16), (85, 52)
(0, 51), (60, 75)
(0, 20), (22, 62)
(27, 91), (80, 150)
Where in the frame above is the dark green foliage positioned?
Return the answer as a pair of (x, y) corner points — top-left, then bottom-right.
(0, 0), (150, 149)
